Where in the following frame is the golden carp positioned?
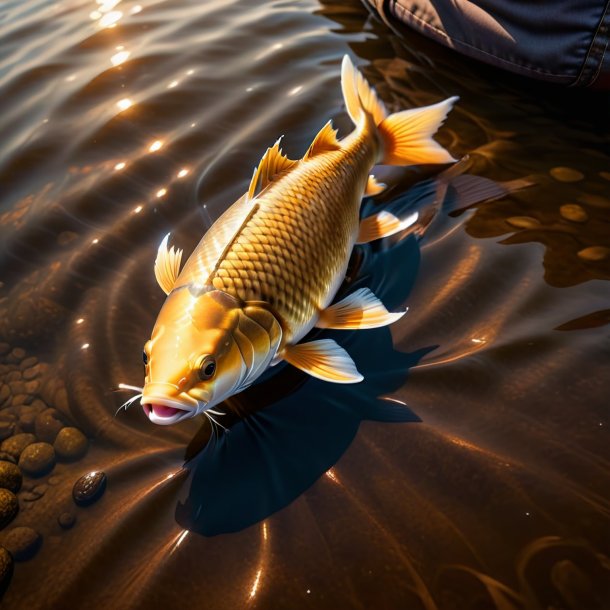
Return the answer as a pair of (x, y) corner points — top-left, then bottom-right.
(138, 55), (457, 425)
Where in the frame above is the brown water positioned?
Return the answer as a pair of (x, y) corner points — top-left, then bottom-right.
(1, 0), (609, 608)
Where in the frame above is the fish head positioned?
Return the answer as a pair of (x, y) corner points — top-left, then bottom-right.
(141, 287), (282, 425)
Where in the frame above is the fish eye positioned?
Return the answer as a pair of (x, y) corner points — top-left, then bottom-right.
(198, 357), (216, 380)
(142, 350), (148, 365)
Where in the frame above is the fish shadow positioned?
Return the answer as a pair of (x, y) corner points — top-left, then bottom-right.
(175, 168), (509, 536)
(175, 232), (432, 536)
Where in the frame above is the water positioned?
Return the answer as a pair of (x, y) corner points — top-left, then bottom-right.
(1, 0), (609, 608)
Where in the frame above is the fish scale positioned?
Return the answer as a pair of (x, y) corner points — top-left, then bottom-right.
(210, 134), (375, 341)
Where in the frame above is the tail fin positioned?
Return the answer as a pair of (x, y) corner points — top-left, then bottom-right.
(340, 55), (458, 166)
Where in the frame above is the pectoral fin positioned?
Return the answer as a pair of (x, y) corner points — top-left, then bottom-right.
(317, 288), (406, 330)
(364, 175), (386, 196)
(282, 339), (363, 384)
(356, 210), (418, 244)
(154, 233), (183, 295)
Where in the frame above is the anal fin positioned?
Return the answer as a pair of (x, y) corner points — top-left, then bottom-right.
(317, 288), (406, 330)
(356, 210), (418, 244)
(365, 175), (386, 196)
(282, 339), (363, 384)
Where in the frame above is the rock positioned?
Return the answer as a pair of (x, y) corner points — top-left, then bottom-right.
(58, 512), (75, 529)
(53, 387), (69, 414)
(0, 422), (15, 442)
(577, 246), (610, 261)
(0, 385), (9, 405)
(1, 433), (36, 459)
(0, 462), (22, 493)
(6, 372), (20, 382)
(18, 443), (55, 477)
(0, 343), (10, 356)
(0, 453), (16, 464)
(8, 382), (24, 395)
(550, 167), (584, 182)
(29, 399), (47, 414)
(54, 427), (88, 461)
(1, 527), (41, 561)
(11, 394), (27, 408)
(5, 349), (25, 365)
(73, 471), (107, 506)
(0, 546), (12, 593)
(20, 357), (37, 370)
(34, 408), (64, 443)
(506, 216), (540, 229)
(0, 489), (18, 529)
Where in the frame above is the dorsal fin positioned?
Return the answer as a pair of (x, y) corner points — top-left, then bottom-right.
(248, 138), (298, 200)
(304, 120), (341, 159)
(154, 233), (183, 295)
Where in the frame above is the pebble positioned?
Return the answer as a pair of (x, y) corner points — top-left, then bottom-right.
(73, 471), (107, 506)
(1, 527), (41, 561)
(58, 512), (76, 529)
(24, 380), (40, 394)
(54, 387), (69, 413)
(577, 246), (610, 261)
(5, 371), (19, 382)
(550, 167), (584, 182)
(19, 412), (36, 433)
(34, 409), (64, 443)
(0, 422), (15, 442)
(0, 385), (9, 405)
(8, 381), (24, 395)
(1, 433), (36, 459)
(506, 216), (541, 230)
(11, 394), (28, 408)
(0, 546), (12, 592)
(0, 462), (22, 492)
(0, 489), (18, 529)
(54, 427), (88, 461)
(18, 442), (56, 477)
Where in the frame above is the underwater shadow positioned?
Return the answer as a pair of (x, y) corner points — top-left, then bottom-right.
(175, 167), (513, 536)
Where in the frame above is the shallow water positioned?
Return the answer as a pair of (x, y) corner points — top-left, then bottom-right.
(0, 0), (609, 608)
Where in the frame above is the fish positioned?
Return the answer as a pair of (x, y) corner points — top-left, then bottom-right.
(138, 55), (458, 425)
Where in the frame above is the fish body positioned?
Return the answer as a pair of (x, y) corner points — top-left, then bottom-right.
(140, 55), (458, 425)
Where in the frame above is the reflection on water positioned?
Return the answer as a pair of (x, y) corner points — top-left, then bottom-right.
(0, 0), (609, 608)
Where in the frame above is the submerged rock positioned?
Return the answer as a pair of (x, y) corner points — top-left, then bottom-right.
(0, 462), (22, 493)
(0, 546), (12, 593)
(577, 246), (610, 261)
(18, 442), (56, 477)
(34, 409), (64, 443)
(0, 489), (18, 529)
(54, 427), (88, 461)
(1, 526), (41, 561)
(73, 471), (107, 506)
(1, 433), (36, 460)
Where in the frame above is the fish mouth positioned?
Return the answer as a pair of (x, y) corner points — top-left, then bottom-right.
(141, 397), (196, 426)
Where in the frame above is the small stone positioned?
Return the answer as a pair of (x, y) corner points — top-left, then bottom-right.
(34, 409), (64, 443)
(6, 372), (20, 382)
(550, 167), (584, 182)
(506, 216), (541, 230)
(47, 475), (61, 486)
(20, 491), (42, 502)
(1, 433), (36, 459)
(73, 471), (107, 506)
(53, 387), (69, 413)
(0, 343), (10, 356)
(560, 203), (589, 223)
(58, 512), (75, 529)
(577, 246), (610, 261)
(0, 422), (15, 442)
(0, 385), (9, 405)
(0, 413), (15, 423)
(0, 462), (21, 493)
(0, 546), (12, 593)
(8, 382), (24, 395)
(11, 395), (27, 408)
(1, 527), (41, 561)
(0, 489), (18, 529)
(23, 366), (40, 381)
(0, 453), (16, 464)
(54, 427), (88, 461)
(20, 357), (37, 370)
(18, 443), (55, 477)
(29, 399), (47, 414)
